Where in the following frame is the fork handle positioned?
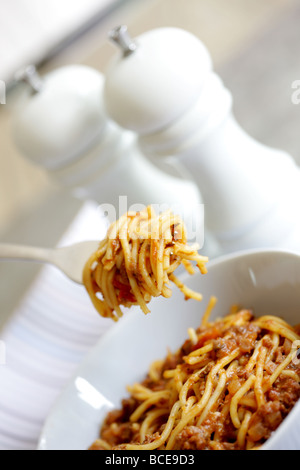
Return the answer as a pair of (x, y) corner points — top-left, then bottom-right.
(0, 243), (52, 264)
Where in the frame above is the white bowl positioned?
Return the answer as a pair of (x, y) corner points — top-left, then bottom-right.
(37, 249), (300, 450)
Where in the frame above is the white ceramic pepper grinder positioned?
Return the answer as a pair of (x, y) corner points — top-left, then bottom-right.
(12, 63), (201, 226)
(103, 26), (300, 255)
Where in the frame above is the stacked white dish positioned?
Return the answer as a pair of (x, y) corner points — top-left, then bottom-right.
(0, 202), (113, 450)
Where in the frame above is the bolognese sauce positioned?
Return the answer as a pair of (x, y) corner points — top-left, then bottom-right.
(89, 306), (300, 450)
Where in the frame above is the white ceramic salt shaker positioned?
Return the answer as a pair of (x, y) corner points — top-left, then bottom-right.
(103, 26), (300, 255)
(12, 64), (201, 226)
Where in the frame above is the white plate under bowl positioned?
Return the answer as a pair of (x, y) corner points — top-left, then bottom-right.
(38, 249), (300, 451)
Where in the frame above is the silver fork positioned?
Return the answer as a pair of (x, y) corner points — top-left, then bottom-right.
(0, 241), (100, 284)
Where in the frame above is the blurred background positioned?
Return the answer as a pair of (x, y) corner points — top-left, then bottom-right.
(1, 0), (300, 325)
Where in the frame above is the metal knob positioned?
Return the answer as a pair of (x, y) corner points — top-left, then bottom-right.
(15, 65), (44, 94)
(108, 25), (137, 57)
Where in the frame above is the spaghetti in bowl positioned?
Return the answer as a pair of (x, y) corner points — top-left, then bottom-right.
(38, 249), (300, 450)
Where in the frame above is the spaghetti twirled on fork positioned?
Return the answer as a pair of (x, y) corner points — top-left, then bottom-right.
(83, 206), (208, 321)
